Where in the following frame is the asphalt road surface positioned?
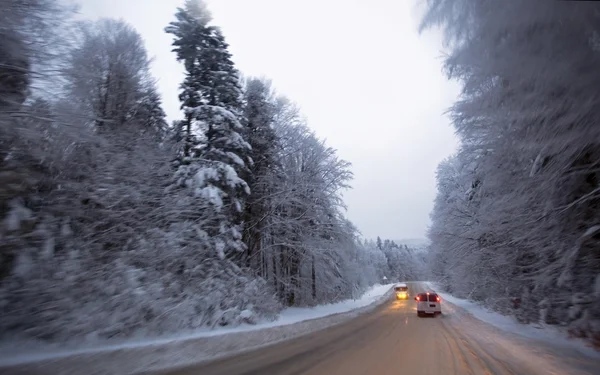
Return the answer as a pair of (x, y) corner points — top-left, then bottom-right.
(155, 282), (599, 375)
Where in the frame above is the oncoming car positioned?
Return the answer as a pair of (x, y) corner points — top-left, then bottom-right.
(415, 292), (441, 316)
(394, 283), (409, 300)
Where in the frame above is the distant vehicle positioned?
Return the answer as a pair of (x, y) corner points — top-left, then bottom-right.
(415, 292), (441, 316)
(394, 283), (409, 300)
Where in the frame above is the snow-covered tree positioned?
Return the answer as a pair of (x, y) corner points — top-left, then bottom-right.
(370, 237), (427, 283)
(252, 98), (358, 306)
(65, 18), (163, 134)
(0, 0), (394, 346)
(166, 0), (251, 260)
(240, 77), (278, 269)
(423, 0), (600, 343)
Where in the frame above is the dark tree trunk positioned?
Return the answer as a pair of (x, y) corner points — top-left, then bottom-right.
(288, 250), (299, 306)
(272, 249), (278, 290)
(279, 248), (286, 301)
(183, 112), (192, 157)
(312, 254), (317, 299)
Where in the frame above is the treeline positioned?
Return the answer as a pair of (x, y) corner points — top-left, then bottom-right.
(0, 0), (391, 344)
(423, 0), (600, 344)
(363, 237), (427, 283)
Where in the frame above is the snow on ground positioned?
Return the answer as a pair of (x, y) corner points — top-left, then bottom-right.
(275, 283), (392, 325)
(426, 282), (600, 359)
(0, 284), (393, 375)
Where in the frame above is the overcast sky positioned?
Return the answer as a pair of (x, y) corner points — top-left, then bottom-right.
(77, 0), (459, 241)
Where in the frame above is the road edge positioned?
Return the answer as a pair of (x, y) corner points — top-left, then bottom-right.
(146, 286), (395, 374)
(0, 287), (394, 375)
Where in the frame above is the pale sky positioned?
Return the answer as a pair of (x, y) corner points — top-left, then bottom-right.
(77, 0), (459, 240)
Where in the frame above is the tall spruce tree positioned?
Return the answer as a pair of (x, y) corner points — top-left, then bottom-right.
(165, 0), (251, 259)
(241, 78), (278, 270)
(165, 0), (210, 159)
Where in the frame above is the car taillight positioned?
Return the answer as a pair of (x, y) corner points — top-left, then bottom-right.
(436, 296), (440, 302)
(416, 296), (420, 301)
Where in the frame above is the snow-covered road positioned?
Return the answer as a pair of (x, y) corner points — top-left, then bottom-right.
(156, 282), (600, 375)
(2, 282), (599, 375)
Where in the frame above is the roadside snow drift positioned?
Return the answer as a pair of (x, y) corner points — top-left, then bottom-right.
(0, 283), (393, 374)
(274, 284), (392, 326)
(427, 282), (600, 359)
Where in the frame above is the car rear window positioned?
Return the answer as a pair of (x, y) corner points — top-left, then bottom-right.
(428, 294), (439, 302)
(395, 286), (408, 292)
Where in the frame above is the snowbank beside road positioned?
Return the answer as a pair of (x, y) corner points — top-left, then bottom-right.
(275, 283), (392, 326)
(0, 284), (393, 374)
(427, 282), (599, 358)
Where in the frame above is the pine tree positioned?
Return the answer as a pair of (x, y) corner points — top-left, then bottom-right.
(165, 0), (211, 159)
(132, 85), (168, 139)
(165, 0), (251, 259)
(240, 78), (278, 270)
